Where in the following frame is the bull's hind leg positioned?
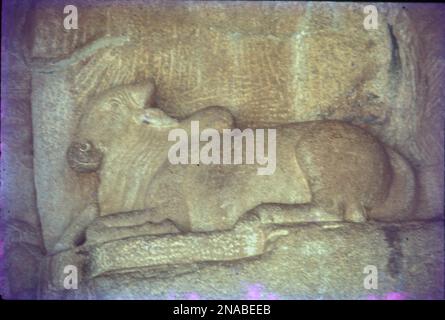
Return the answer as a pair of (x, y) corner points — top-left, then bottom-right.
(343, 201), (367, 223)
(252, 203), (342, 224)
(252, 201), (366, 228)
(294, 121), (391, 224)
(316, 195), (368, 223)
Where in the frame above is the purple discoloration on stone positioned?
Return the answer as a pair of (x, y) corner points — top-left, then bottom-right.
(384, 292), (408, 300)
(266, 293), (279, 300)
(0, 239), (4, 260)
(185, 292), (201, 300)
(246, 283), (264, 300)
(365, 292), (409, 300)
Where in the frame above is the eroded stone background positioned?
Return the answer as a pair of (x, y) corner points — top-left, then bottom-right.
(1, 0), (444, 299)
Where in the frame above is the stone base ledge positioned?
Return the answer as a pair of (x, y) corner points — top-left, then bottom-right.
(41, 220), (444, 299)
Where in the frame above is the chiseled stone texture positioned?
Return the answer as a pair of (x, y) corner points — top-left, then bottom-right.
(26, 1), (444, 252)
(1, 0), (444, 300)
(42, 221), (444, 300)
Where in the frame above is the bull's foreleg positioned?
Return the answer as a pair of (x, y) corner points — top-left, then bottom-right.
(84, 209), (181, 245)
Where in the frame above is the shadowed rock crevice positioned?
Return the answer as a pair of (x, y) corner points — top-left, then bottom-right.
(382, 225), (403, 278)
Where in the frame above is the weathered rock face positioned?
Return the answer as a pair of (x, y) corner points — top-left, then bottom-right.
(1, 0), (444, 299)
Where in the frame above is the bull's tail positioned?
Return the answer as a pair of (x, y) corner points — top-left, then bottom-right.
(369, 147), (417, 221)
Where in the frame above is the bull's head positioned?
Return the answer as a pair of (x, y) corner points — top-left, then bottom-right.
(67, 79), (178, 174)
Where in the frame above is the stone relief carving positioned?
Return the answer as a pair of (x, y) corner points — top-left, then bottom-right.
(2, 1), (443, 300)
(47, 79), (417, 288)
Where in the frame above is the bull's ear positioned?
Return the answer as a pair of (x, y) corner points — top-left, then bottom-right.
(128, 78), (157, 109)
